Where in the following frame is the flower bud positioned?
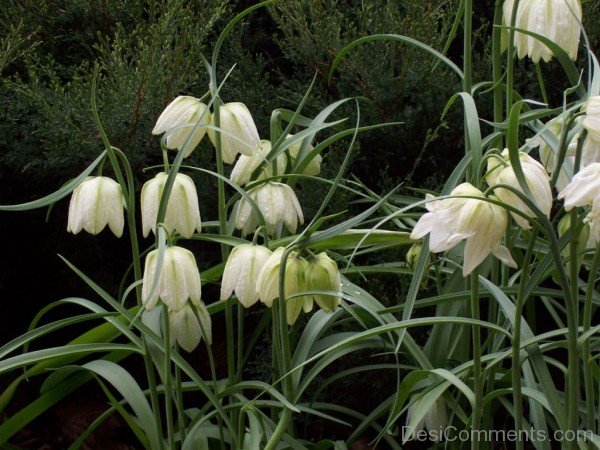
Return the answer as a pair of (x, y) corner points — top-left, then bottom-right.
(142, 246), (201, 311)
(406, 244), (423, 269)
(169, 302), (212, 352)
(234, 182), (304, 236)
(67, 176), (125, 237)
(221, 244), (272, 307)
(152, 96), (211, 157)
(286, 134), (322, 176)
(486, 149), (552, 229)
(208, 102), (260, 164)
(304, 252), (341, 313)
(141, 172), (201, 239)
(230, 140), (287, 186)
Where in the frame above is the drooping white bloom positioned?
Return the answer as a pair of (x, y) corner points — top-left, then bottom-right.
(410, 183), (516, 276)
(234, 182), (304, 236)
(405, 397), (448, 442)
(141, 172), (201, 239)
(583, 96), (600, 143)
(558, 163), (600, 211)
(152, 96), (211, 157)
(486, 149), (553, 229)
(526, 0), (582, 63)
(220, 244), (272, 308)
(502, 0), (535, 59)
(67, 176), (125, 237)
(208, 102), (260, 164)
(142, 246), (201, 311)
(503, 0), (582, 63)
(230, 140), (287, 186)
(169, 302), (212, 352)
(286, 134), (322, 176)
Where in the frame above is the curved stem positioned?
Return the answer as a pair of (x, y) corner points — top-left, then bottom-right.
(470, 269), (482, 450)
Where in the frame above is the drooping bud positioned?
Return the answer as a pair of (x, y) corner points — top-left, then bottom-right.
(169, 302), (212, 352)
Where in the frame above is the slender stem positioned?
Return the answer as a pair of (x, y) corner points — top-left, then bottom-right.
(470, 269), (482, 450)
(236, 303), (245, 382)
(463, 0), (473, 94)
(506, 0), (520, 114)
(583, 245), (600, 431)
(162, 307), (176, 450)
(513, 231), (537, 450)
(174, 348), (186, 442)
(492, 1), (504, 148)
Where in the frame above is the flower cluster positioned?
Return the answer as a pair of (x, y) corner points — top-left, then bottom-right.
(221, 246), (342, 325)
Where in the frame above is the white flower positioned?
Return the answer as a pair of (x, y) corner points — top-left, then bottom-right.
(411, 183), (516, 276)
(286, 134), (322, 176)
(504, 0), (582, 63)
(208, 102), (260, 164)
(67, 176), (125, 237)
(234, 182), (304, 236)
(141, 172), (201, 239)
(558, 163), (600, 211)
(526, 0), (581, 63)
(583, 96), (600, 143)
(502, 0), (535, 59)
(169, 302), (212, 352)
(406, 397), (447, 442)
(220, 244), (272, 308)
(230, 140), (287, 186)
(152, 96), (211, 157)
(142, 246), (201, 311)
(486, 149), (553, 229)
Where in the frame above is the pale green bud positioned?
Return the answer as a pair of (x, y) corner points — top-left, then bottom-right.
(169, 302), (211, 352)
(305, 252), (341, 313)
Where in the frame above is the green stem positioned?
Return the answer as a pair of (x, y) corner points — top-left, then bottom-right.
(506, 0), (520, 114)
(513, 231), (538, 450)
(162, 308), (176, 450)
(583, 245), (600, 431)
(174, 348), (186, 442)
(492, 0), (504, 149)
(470, 269), (482, 450)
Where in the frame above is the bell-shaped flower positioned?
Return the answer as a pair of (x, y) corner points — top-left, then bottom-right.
(286, 134), (322, 176)
(141, 172), (201, 239)
(304, 252), (341, 313)
(142, 246), (201, 311)
(67, 176), (125, 237)
(234, 182), (304, 236)
(208, 102), (260, 164)
(169, 302), (212, 352)
(152, 96), (211, 157)
(405, 397), (448, 442)
(502, 0), (535, 59)
(411, 183), (516, 276)
(504, 0), (582, 63)
(256, 248), (313, 325)
(221, 243), (272, 308)
(486, 149), (552, 229)
(230, 140), (287, 186)
(557, 163), (600, 211)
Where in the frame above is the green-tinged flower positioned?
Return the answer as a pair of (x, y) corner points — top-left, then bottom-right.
(152, 96), (210, 157)
(230, 140), (287, 186)
(221, 244), (272, 308)
(141, 172), (201, 239)
(169, 302), (211, 352)
(67, 176), (125, 237)
(304, 252), (341, 313)
(142, 246), (201, 311)
(208, 102), (260, 164)
(234, 182), (304, 236)
(503, 0), (582, 63)
(286, 134), (322, 176)
(256, 248), (312, 325)
(411, 183), (516, 276)
(406, 397), (448, 442)
(486, 149), (552, 229)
